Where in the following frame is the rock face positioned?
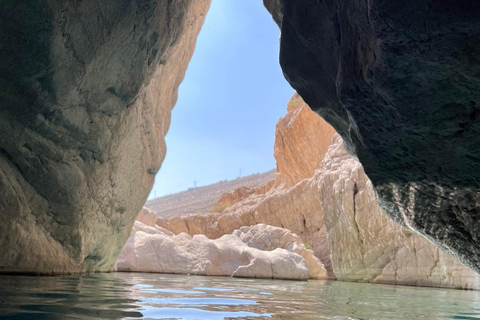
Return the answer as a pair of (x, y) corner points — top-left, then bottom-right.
(117, 223), (326, 280)
(155, 93), (480, 289)
(319, 135), (480, 289)
(146, 171), (276, 218)
(156, 94), (337, 277)
(265, 0), (480, 272)
(274, 93), (337, 187)
(136, 208), (158, 228)
(0, 0), (210, 274)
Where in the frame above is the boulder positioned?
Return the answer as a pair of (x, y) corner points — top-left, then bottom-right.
(116, 223), (326, 280)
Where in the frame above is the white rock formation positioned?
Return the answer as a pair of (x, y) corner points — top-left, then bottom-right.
(318, 134), (480, 290)
(116, 223), (326, 280)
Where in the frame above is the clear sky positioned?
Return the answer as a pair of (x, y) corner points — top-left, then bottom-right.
(148, 0), (295, 199)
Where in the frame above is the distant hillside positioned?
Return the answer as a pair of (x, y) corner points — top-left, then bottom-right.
(145, 170), (276, 219)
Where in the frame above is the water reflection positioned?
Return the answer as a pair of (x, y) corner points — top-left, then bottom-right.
(0, 272), (480, 319)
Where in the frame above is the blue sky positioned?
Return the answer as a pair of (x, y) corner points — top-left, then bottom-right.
(148, 0), (295, 199)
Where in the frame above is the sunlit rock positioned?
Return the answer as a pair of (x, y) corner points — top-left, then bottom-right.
(0, 0), (211, 274)
(116, 223), (325, 280)
(274, 93), (337, 187)
(154, 91), (480, 289)
(136, 207), (158, 228)
(319, 135), (480, 290)
(156, 94), (336, 277)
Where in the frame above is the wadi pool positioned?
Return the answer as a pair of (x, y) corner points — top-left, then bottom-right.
(1, 273), (480, 319)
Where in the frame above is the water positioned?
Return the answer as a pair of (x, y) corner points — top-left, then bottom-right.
(1, 273), (480, 319)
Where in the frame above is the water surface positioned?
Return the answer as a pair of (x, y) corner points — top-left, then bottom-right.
(1, 273), (480, 319)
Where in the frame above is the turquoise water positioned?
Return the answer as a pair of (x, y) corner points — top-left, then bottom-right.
(1, 273), (480, 319)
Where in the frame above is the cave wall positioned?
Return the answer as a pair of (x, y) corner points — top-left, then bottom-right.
(265, 0), (480, 272)
(0, 0), (210, 274)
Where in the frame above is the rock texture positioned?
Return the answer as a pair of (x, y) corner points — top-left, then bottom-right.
(274, 93), (337, 187)
(320, 135), (480, 290)
(156, 94), (337, 277)
(136, 208), (158, 228)
(146, 171), (276, 218)
(154, 93), (480, 289)
(0, 0), (210, 274)
(264, 0), (480, 272)
(117, 223), (326, 280)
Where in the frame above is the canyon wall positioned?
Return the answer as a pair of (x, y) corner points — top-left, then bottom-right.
(156, 94), (337, 277)
(264, 0), (480, 272)
(0, 0), (210, 274)
(156, 94), (480, 289)
(320, 135), (480, 289)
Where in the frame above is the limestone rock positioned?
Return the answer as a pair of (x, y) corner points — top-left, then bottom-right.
(319, 135), (480, 290)
(274, 93), (337, 187)
(233, 224), (327, 279)
(267, 0), (480, 272)
(155, 90), (480, 288)
(136, 207), (158, 228)
(157, 94), (336, 277)
(116, 223), (325, 280)
(211, 187), (256, 213)
(146, 171), (276, 218)
(0, 0), (210, 274)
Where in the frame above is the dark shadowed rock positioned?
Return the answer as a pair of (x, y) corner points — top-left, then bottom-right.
(264, 0), (480, 272)
(0, 0), (210, 274)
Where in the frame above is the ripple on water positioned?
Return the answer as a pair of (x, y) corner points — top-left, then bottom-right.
(140, 297), (259, 306)
(133, 306), (273, 320)
(1, 273), (480, 319)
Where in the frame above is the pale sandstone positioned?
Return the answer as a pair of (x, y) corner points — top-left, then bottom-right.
(116, 223), (325, 280)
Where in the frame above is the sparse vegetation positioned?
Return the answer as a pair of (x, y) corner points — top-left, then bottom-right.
(303, 241), (312, 250)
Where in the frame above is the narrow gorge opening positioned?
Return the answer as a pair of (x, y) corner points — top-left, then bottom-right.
(147, 1), (293, 201)
(3, 0), (480, 318)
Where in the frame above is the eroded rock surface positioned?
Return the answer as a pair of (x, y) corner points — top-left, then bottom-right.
(320, 135), (480, 289)
(154, 93), (480, 289)
(274, 93), (337, 187)
(265, 0), (480, 272)
(156, 94), (336, 277)
(117, 223), (326, 280)
(0, 0), (210, 274)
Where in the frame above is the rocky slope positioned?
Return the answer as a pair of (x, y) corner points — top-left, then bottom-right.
(117, 222), (326, 280)
(145, 170), (276, 218)
(264, 0), (480, 272)
(0, 0), (210, 274)
(155, 93), (480, 289)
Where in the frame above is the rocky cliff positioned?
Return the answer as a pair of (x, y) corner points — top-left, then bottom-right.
(155, 93), (480, 289)
(264, 0), (480, 273)
(0, 0), (210, 274)
(156, 94), (337, 277)
(320, 135), (480, 289)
